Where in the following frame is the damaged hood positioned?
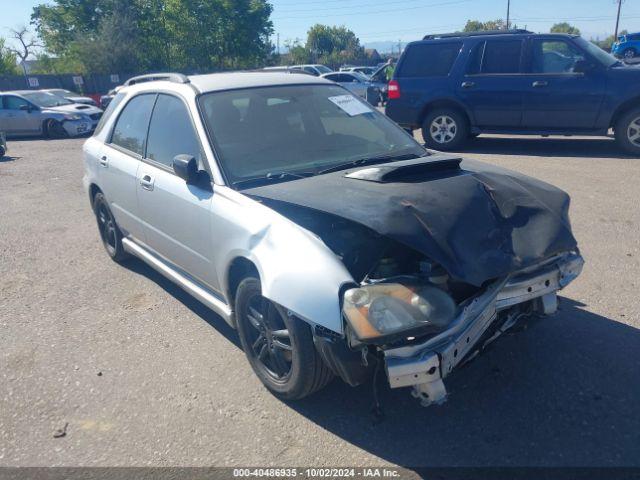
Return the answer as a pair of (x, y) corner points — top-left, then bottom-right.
(243, 154), (578, 286)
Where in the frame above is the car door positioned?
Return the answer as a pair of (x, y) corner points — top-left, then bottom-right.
(456, 38), (529, 128)
(136, 93), (219, 291)
(1, 95), (41, 135)
(100, 93), (156, 241)
(521, 37), (606, 130)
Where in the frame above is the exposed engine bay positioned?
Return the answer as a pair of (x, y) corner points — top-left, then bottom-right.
(245, 155), (584, 406)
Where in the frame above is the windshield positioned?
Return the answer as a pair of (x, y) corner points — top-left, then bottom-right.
(574, 37), (619, 67)
(49, 89), (72, 96)
(22, 91), (73, 107)
(199, 84), (426, 187)
(315, 65), (332, 74)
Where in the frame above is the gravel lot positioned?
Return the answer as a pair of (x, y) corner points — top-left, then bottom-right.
(1, 135), (639, 469)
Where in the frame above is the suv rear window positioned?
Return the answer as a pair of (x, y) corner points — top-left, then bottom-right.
(399, 42), (462, 77)
(468, 39), (523, 74)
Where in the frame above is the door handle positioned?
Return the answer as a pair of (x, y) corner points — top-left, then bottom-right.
(532, 80), (549, 88)
(98, 155), (108, 167)
(140, 174), (155, 191)
(461, 81), (475, 89)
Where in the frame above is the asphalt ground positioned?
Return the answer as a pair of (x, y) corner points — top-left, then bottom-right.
(1, 134), (639, 470)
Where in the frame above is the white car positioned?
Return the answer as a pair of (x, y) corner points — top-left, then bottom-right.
(83, 72), (583, 406)
(321, 71), (378, 102)
(43, 88), (98, 106)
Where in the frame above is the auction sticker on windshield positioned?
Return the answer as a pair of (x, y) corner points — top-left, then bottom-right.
(328, 95), (372, 116)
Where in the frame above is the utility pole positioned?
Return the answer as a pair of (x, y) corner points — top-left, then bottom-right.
(614, 0), (623, 40)
(506, 0), (511, 30)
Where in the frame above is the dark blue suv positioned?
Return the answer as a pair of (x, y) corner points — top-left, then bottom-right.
(386, 30), (640, 154)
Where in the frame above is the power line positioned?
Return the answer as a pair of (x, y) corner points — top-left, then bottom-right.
(273, 0), (471, 20)
(274, 0), (462, 14)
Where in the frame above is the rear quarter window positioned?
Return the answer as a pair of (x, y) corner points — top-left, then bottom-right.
(398, 42), (462, 77)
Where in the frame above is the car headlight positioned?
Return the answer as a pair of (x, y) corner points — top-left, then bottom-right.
(63, 114), (82, 121)
(343, 283), (457, 343)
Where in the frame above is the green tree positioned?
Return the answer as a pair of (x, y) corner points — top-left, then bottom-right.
(0, 38), (19, 75)
(302, 24), (365, 68)
(550, 22), (581, 35)
(31, 0), (274, 73)
(463, 19), (506, 32)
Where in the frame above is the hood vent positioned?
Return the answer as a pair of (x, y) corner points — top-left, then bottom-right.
(345, 155), (462, 183)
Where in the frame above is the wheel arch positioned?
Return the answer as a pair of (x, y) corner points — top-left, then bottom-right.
(226, 256), (261, 308)
(418, 98), (473, 129)
(88, 183), (103, 209)
(610, 97), (640, 129)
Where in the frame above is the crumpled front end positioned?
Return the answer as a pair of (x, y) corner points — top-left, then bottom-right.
(379, 252), (584, 406)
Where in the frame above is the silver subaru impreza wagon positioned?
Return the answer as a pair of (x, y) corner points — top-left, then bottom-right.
(83, 72), (583, 406)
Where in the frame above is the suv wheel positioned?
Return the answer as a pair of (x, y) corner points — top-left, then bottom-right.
(93, 192), (129, 262)
(615, 108), (640, 155)
(422, 109), (468, 151)
(235, 277), (333, 400)
(623, 48), (637, 60)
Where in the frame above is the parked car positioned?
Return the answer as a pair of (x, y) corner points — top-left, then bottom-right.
(42, 88), (98, 106)
(386, 30), (640, 154)
(83, 72), (583, 406)
(0, 90), (103, 138)
(100, 86), (123, 109)
(340, 66), (377, 77)
(612, 32), (640, 59)
(0, 131), (6, 158)
(320, 71), (380, 103)
(288, 64), (333, 76)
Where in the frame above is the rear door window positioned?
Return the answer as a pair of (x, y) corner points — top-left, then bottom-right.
(398, 42), (462, 77)
(476, 39), (523, 74)
(110, 94), (156, 156)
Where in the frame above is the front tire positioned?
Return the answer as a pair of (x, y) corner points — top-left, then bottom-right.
(235, 277), (333, 400)
(44, 119), (68, 139)
(615, 107), (640, 155)
(623, 48), (637, 60)
(93, 192), (129, 263)
(421, 108), (468, 151)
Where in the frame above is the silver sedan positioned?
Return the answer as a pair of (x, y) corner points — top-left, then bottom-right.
(0, 90), (103, 138)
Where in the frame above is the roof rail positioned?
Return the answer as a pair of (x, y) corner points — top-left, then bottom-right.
(124, 73), (190, 86)
(423, 29), (532, 40)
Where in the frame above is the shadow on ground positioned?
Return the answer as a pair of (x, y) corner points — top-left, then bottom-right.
(0, 155), (20, 163)
(458, 136), (635, 160)
(122, 259), (640, 467)
(290, 299), (640, 467)
(122, 258), (241, 349)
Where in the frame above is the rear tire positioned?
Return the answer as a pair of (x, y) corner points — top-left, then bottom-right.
(93, 192), (129, 263)
(614, 107), (640, 155)
(422, 108), (468, 151)
(235, 277), (333, 400)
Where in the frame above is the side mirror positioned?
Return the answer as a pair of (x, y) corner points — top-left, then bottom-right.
(173, 154), (198, 183)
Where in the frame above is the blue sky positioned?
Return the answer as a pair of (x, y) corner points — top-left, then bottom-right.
(3, 0), (640, 53)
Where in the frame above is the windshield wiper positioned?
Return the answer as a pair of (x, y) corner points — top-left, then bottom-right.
(232, 171), (312, 189)
(318, 152), (424, 175)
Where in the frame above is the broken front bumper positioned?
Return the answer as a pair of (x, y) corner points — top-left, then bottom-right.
(383, 252), (584, 406)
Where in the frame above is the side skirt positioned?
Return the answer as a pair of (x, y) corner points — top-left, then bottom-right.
(121, 237), (234, 327)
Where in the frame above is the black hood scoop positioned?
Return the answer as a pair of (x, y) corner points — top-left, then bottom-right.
(244, 157), (578, 286)
(345, 155), (462, 183)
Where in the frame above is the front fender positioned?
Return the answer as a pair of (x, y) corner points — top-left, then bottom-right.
(212, 187), (354, 334)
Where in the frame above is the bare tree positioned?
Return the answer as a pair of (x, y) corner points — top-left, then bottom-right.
(6, 27), (43, 76)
